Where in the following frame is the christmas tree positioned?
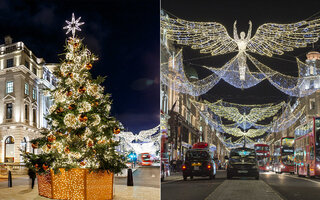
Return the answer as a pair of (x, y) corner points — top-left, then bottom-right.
(21, 14), (127, 175)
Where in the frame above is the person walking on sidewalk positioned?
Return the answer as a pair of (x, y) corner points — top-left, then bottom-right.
(28, 168), (36, 189)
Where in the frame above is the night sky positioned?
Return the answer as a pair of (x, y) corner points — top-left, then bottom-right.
(0, 0), (160, 134)
(161, 0), (320, 105)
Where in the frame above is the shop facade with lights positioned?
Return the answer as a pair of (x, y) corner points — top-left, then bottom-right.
(266, 51), (320, 160)
(0, 36), (56, 167)
(161, 35), (228, 162)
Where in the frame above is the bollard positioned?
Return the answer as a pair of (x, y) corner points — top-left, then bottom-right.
(127, 168), (133, 186)
(8, 170), (12, 187)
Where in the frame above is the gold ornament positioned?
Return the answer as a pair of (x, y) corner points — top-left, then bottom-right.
(42, 164), (49, 171)
(64, 146), (70, 154)
(85, 63), (92, 70)
(66, 90), (73, 97)
(97, 139), (106, 144)
(47, 135), (56, 143)
(32, 143), (38, 149)
(66, 72), (73, 78)
(68, 104), (75, 110)
(78, 86), (86, 94)
(87, 139), (94, 148)
(80, 160), (86, 166)
(113, 127), (120, 134)
(73, 42), (79, 49)
(79, 114), (88, 122)
(56, 107), (64, 113)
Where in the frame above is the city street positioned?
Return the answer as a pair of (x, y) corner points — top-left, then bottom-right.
(162, 170), (320, 200)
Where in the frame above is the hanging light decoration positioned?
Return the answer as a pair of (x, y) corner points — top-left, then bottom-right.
(204, 99), (285, 125)
(161, 11), (320, 96)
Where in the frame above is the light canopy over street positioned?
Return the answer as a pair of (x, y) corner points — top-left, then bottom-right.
(160, 1), (320, 199)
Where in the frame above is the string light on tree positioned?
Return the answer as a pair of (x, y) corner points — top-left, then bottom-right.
(21, 13), (127, 175)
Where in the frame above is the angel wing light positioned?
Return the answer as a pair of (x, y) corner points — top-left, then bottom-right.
(161, 13), (320, 81)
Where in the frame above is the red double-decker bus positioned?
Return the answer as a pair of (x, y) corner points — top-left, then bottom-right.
(138, 153), (153, 166)
(273, 137), (294, 174)
(294, 117), (320, 177)
(254, 144), (270, 171)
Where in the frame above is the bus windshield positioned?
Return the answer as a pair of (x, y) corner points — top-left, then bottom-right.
(282, 155), (294, 166)
(142, 154), (150, 161)
(281, 138), (294, 155)
(255, 146), (269, 151)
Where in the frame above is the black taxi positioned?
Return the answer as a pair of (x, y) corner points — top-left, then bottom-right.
(182, 149), (216, 180)
(226, 147), (259, 180)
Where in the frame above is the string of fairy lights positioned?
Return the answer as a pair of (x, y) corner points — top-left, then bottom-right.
(190, 97), (305, 147)
(160, 11), (320, 96)
(160, 10), (320, 147)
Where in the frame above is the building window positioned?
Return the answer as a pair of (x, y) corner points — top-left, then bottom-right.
(32, 67), (37, 76)
(33, 88), (37, 100)
(310, 98), (316, 110)
(33, 109), (36, 124)
(46, 73), (51, 82)
(310, 80), (314, 89)
(310, 66), (314, 75)
(25, 104), (29, 121)
(25, 60), (29, 69)
(6, 58), (14, 68)
(5, 136), (14, 163)
(20, 137), (27, 162)
(24, 83), (29, 95)
(6, 81), (13, 93)
(6, 103), (13, 119)
(52, 78), (57, 86)
(21, 137), (27, 152)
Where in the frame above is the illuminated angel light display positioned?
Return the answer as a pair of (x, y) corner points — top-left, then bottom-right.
(114, 126), (160, 153)
(190, 99), (304, 147)
(161, 11), (320, 96)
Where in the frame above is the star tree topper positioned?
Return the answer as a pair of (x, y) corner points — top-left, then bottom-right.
(63, 13), (85, 38)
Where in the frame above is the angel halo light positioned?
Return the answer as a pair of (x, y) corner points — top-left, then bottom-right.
(161, 12), (320, 95)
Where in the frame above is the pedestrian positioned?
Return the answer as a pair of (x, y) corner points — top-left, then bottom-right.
(177, 159), (182, 172)
(28, 168), (36, 189)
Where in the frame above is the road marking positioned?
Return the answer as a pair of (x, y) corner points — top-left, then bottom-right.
(283, 174), (320, 184)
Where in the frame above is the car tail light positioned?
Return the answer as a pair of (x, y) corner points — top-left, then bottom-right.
(182, 165), (186, 170)
(207, 164), (211, 169)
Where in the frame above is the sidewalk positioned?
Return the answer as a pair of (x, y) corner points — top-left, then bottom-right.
(0, 184), (160, 200)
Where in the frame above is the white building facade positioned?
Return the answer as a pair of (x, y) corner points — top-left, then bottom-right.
(0, 36), (57, 164)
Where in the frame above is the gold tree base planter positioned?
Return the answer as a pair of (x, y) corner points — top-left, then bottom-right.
(37, 168), (114, 200)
